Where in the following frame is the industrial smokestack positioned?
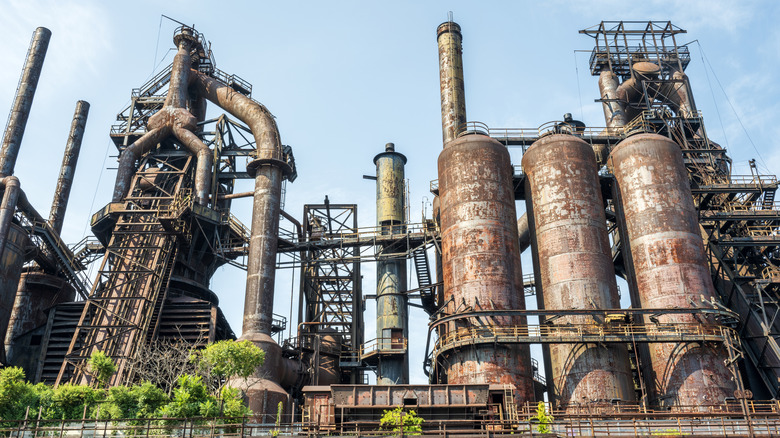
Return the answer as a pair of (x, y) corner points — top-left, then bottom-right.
(437, 20), (466, 144)
(0, 27), (51, 177)
(598, 71), (627, 131)
(374, 142), (409, 385)
(49, 100), (89, 234)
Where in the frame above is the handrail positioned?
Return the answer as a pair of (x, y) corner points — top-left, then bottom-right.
(433, 323), (739, 357)
(361, 337), (408, 357)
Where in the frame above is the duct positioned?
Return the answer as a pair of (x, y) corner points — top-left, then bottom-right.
(0, 27), (51, 177)
(190, 69), (292, 416)
(517, 213), (530, 253)
(112, 127), (171, 202)
(598, 71), (627, 131)
(172, 126), (213, 205)
(0, 177), (21, 263)
(112, 29), (213, 206)
(437, 21), (466, 145)
(616, 62), (661, 122)
(663, 70), (696, 118)
(49, 100), (89, 234)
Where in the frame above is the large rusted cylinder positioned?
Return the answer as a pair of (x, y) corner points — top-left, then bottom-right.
(0, 27), (51, 177)
(438, 134), (534, 403)
(437, 21), (466, 145)
(374, 143), (408, 384)
(0, 224), (28, 365)
(609, 133), (735, 408)
(523, 134), (634, 409)
(49, 100), (89, 234)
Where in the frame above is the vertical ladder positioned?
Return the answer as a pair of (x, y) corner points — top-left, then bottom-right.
(503, 384), (519, 426)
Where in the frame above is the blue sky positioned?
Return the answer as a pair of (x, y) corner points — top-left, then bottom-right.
(1, 0), (778, 384)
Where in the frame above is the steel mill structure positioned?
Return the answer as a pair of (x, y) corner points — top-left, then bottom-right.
(1, 17), (780, 437)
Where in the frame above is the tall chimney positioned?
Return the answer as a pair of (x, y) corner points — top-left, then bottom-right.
(0, 27), (51, 177)
(437, 20), (466, 145)
(49, 100), (89, 234)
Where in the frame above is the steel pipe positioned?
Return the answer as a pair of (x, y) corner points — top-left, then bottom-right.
(49, 100), (89, 234)
(0, 27), (51, 177)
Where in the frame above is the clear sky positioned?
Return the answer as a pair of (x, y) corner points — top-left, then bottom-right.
(1, 0), (778, 385)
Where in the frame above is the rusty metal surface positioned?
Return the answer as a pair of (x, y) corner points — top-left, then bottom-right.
(5, 272), (75, 363)
(374, 142), (409, 384)
(523, 134), (635, 408)
(517, 213), (531, 253)
(0, 27), (50, 177)
(437, 134), (534, 403)
(49, 101), (89, 234)
(437, 21), (466, 145)
(609, 133), (736, 408)
(113, 31), (212, 206)
(598, 71), (627, 131)
(327, 384), (491, 407)
(0, 224), (28, 365)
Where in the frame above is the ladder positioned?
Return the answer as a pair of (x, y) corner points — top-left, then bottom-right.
(503, 384), (519, 426)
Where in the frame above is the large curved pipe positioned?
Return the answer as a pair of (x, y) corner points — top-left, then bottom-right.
(190, 71), (283, 162)
(190, 70), (291, 414)
(0, 177), (21, 259)
(112, 127), (171, 202)
(172, 126), (213, 205)
(598, 71), (627, 131)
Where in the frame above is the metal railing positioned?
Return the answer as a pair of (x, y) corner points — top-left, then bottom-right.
(361, 337), (408, 357)
(433, 323), (739, 357)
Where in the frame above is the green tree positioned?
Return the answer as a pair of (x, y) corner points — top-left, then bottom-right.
(380, 406), (424, 435)
(0, 367), (43, 424)
(87, 350), (116, 388)
(533, 401), (554, 434)
(192, 339), (264, 398)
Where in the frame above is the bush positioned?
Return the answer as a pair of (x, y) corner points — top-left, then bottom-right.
(87, 350), (116, 388)
(0, 367), (44, 423)
(100, 382), (169, 420)
(40, 383), (103, 420)
(380, 406), (423, 435)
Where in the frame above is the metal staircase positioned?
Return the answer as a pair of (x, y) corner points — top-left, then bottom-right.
(55, 157), (191, 387)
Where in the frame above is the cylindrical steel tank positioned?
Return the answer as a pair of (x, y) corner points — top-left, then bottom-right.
(0, 224), (29, 364)
(608, 133), (735, 408)
(438, 133), (534, 403)
(523, 134), (635, 409)
(437, 21), (466, 145)
(374, 143), (409, 384)
(0, 27), (51, 177)
(5, 272), (75, 372)
(49, 100), (89, 234)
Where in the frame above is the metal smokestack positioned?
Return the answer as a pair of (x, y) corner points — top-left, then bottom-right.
(374, 142), (409, 384)
(437, 20), (466, 144)
(0, 27), (51, 177)
(49, 100), (89, 234)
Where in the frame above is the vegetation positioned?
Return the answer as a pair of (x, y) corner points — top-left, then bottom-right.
(0, 340), (263, 425)
(532, 401), (554, 434)
(380, 406), (424, 435)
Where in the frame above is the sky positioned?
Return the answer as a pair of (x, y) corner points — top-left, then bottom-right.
(0, 0), (778, 385)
